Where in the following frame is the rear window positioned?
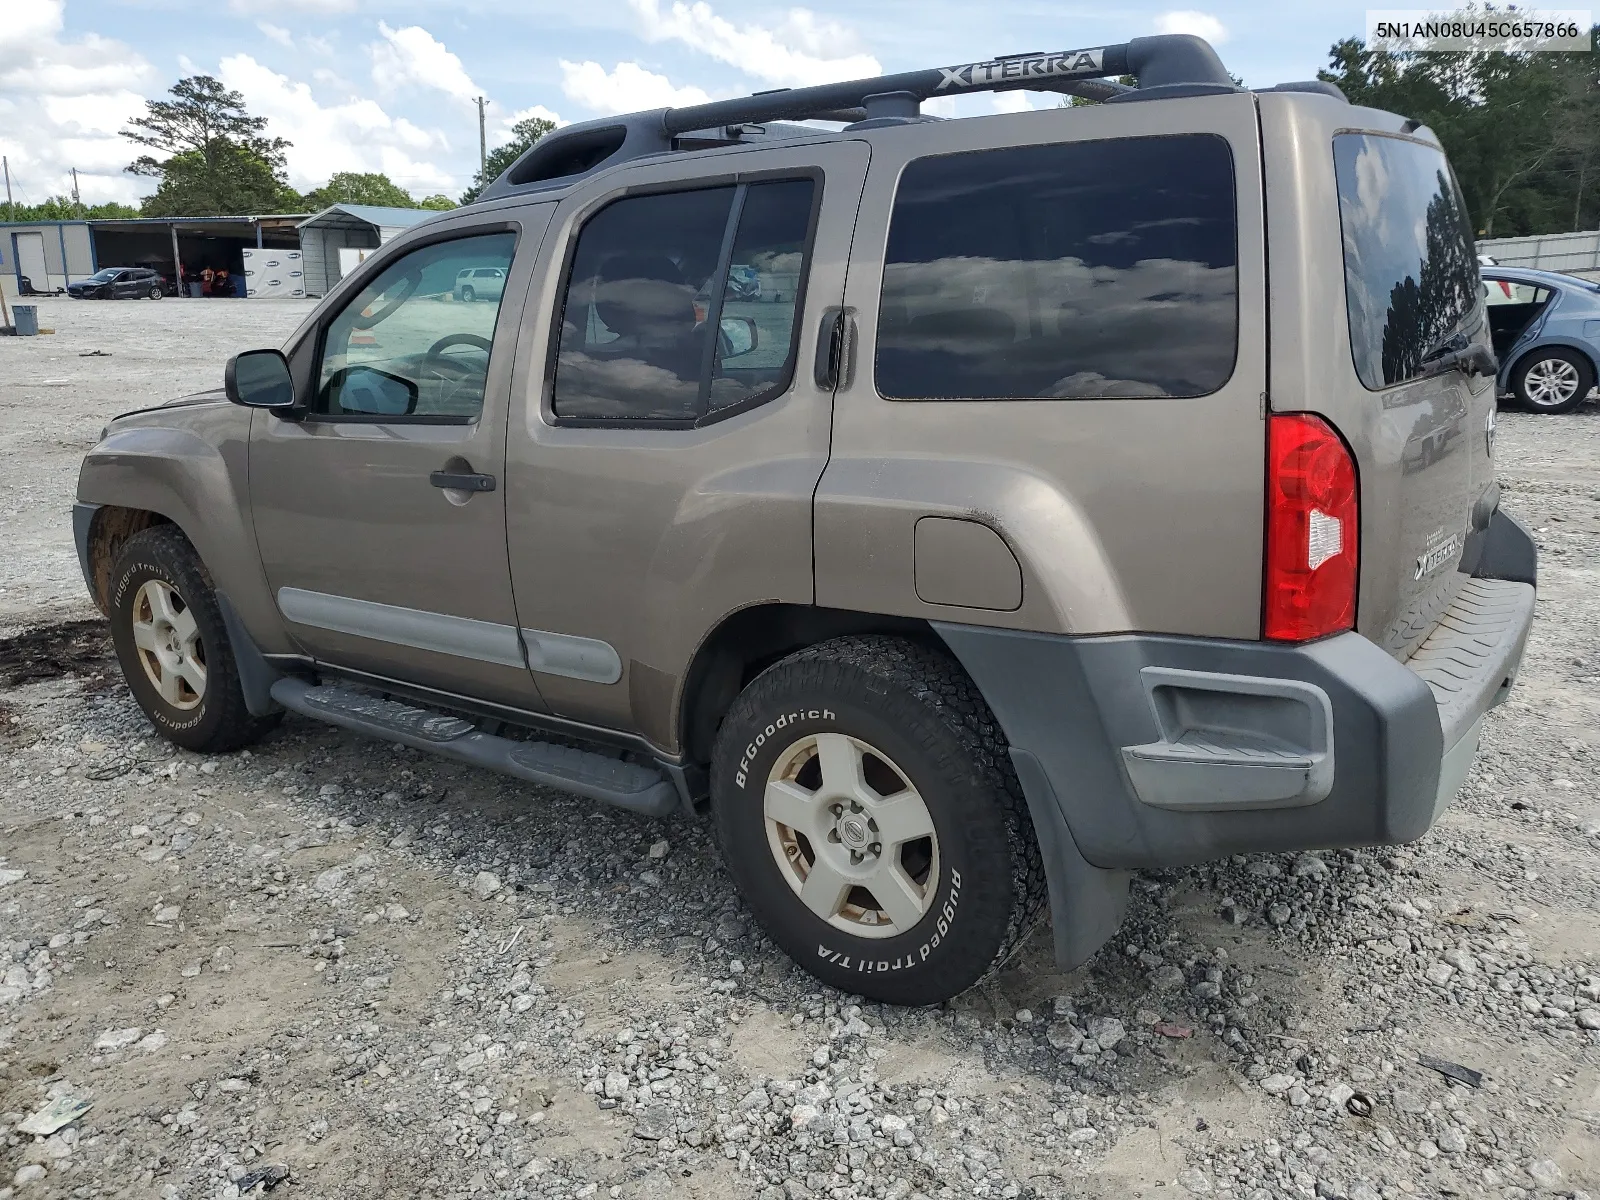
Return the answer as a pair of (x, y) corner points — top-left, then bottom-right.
(1333, 133), (1481, 390)
(876, 134), (1239, 400)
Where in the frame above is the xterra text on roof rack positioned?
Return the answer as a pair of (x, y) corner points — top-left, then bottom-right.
(75, 34), (1536, 1005)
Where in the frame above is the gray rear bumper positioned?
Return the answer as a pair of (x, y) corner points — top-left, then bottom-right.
(934, 538), (1535, 969)
(936, 576), (1533, 872)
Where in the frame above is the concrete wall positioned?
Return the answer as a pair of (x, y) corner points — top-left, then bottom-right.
(0, 222), (96, 292)
(1480, 229), (1600, 282)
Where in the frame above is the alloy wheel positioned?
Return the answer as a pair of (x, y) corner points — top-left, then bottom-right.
(1524, 357), (1581, 407)
(130, 579), (206, 710)
(763, 732), (939, 938)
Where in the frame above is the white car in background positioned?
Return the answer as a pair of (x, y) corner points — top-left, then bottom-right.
(1479, 253), (1513, 299)
(454, 267), (507, 303)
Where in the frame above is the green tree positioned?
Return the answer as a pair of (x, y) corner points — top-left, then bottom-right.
(418, 194), (458, 211)
(123, 76), (297, 215)
(1320, 24), (1600, 236)
(139, 141), (302, 217)
(7, 195), (140, 220)
(305, 170), (417, 210)
(460, 116), (555, 204)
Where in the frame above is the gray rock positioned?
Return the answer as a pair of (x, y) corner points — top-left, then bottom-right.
(1291, 854), (1330, 879)
(1528, 1160), (1563, 1188)
(1151, 965), (1186, 990)
(633, 1107), (674, 1140)
(1425, 962), (1456, 986)
(93, 1027), (141, 1051)
(1045, 1022), (1083, 1052)
(1086, 1016), (1126, 1048)
(471, 871), (502, 901)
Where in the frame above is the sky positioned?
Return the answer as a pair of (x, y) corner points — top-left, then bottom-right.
(0, 0), (1382, 208)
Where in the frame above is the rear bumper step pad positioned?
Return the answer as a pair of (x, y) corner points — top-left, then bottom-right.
(270, 678), (678, 818)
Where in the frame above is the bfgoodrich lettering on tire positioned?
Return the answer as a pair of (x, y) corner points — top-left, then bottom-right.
(711, 635), (1046, 1005)
(108, 525), (279, 754)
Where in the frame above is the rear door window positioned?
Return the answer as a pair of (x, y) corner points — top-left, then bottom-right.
(875, 134), (1239, 400)
(551, 178), (818, 424)
(1333, 133), (1481, 390)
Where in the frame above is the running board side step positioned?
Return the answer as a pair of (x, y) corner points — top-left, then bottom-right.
(268, 678), (679, 818)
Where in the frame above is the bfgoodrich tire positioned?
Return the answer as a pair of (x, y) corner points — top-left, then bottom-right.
(108, 526), (279, 753)
(710, 635), (1046, 1005)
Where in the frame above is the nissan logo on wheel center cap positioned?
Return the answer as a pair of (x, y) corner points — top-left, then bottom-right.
(839, 814), (870, 848)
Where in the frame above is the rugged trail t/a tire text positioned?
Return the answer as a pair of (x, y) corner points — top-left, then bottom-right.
(710, 635), (1047, 1006)
(108, 525), (279, 754)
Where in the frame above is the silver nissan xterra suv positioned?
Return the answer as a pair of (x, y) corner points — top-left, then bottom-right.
(74, 34), (1537, 1005)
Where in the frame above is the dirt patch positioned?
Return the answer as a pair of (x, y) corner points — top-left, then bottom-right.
(0, 617), (115, 688)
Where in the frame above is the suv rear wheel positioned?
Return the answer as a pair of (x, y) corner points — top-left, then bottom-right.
(108, 526), (279, 753)
(148, 284), (164, 299)
(1514, 347), (1594, 414)
(710, 635), (1045, 1005)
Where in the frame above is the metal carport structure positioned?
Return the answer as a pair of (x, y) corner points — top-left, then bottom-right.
(296, 204), (436, 297)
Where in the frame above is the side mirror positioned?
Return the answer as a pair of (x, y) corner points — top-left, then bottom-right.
(718, 315), (759, 359)
(328, 366), (419, 416)
(224, 349), (296, 409)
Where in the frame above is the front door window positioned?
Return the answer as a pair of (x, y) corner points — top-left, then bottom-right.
(317, 233), (517, 421)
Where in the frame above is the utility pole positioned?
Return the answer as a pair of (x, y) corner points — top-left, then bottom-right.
(475, 97), (488, 176)
(3, 156), (12, 222)
(70, 168), (81, 216)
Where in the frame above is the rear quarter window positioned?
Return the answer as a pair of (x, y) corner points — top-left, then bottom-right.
(1333, 133), (1481, 390)
(875, 133), (1239, 400)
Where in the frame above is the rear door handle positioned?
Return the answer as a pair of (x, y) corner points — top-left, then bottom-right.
(430, 470), (496, 493)
(814, 306), (854, 390)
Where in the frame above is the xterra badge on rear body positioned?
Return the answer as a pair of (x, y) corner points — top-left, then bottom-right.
(937, 49), (1107, 90)
(1415, 528), (1466, 580)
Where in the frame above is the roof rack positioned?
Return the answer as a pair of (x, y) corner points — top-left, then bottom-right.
(477, 34), (1236, 203)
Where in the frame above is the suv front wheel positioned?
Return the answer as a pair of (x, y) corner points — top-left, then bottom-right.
(711, 636), (1045, 1005)
(108, 526), (279, 753)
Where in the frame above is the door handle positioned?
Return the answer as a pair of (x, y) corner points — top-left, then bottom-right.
(814, 306), (853, 390)
(430, 470), (496, 493)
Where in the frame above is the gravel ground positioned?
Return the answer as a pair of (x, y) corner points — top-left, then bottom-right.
(2, 302), (1600, 1200)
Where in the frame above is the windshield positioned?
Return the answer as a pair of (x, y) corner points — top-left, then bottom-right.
(1333, 133), (1482, 390)
(87, 269), (121, 281)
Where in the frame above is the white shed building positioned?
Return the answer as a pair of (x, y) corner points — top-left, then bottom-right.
(296, 204), (437, 297)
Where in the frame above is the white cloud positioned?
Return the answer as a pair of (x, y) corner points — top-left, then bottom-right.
(628, 0), (879, 88)
(989, 92), (1046, 114)
(559, 60), (711, 114)
(0, 0), (153, 202)
(498, 104), (567, 142)
(257, 23), (295, 49)
(369, 22), (481, 105)
(219, 53), (457, 194)
(228, 0), (356, 14)
(1153, 10), (1229, 44)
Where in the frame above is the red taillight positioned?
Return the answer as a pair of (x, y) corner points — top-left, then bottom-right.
(1264, 413), (1358, 642)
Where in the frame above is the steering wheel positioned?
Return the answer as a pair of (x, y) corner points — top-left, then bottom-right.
(421, 333), (494, 411)
(424, 333), (494, 368)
